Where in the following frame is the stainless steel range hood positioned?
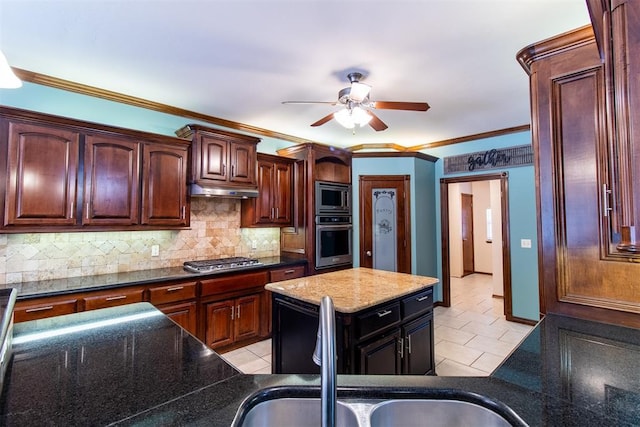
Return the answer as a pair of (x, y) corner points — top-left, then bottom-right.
(189, 183), (259, 199)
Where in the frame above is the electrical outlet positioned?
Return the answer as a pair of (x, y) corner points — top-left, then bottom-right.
(520, 239), (532, 249)
(251, 240), (258, 250)
(151, 244), (160, 256)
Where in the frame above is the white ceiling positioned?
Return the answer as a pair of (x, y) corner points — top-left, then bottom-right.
(0, 0), (591, 149)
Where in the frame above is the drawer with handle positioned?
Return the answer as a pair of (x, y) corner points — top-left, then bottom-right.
(401, 288), (434, 320)
(83, 288), (144, 311)
(356, 302), (401, 342)
(148, 281), (197, 305)
(14, 298), (78, 322)
(269, 265), (306, 283)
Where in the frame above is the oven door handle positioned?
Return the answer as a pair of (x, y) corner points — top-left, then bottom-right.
(316, 224), (353, 231)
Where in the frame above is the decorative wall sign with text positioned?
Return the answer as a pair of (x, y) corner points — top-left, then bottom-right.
(443, 144), (533, 174)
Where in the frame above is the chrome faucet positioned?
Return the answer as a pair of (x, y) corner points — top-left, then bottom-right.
(313, 296), (336, 427)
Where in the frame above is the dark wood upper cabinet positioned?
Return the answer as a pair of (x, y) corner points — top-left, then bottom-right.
(241, 153), (293, 227)
(176, 124), (259, 189)
(84, 134), (140, 225)
(0, 106), (190, 232)
(141, 143), (188, 226)
(518, 23), (640, 327)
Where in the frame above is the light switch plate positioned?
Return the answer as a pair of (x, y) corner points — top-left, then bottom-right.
(520, 239), (532, 249)
(151, 245), (160, 256)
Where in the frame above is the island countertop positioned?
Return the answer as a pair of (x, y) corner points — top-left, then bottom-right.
(264, 267), (439, 313)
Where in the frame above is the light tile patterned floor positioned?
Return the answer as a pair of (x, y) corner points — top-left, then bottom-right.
(220, 273), (534, 376)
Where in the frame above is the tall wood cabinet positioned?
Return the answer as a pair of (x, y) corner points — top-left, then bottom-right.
(518, 23), (640, 327)
(0, 107), (190, 232)
(276, 143), (352, 272)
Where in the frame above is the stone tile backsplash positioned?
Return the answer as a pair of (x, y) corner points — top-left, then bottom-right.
(0, 198), (280, 285)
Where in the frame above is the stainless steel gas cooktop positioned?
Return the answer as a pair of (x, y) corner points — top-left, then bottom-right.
(183, 257), (262, 274)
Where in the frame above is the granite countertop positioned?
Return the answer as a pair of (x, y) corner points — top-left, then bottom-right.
(9, 256), (306, 299)
(265, 267), (439, 313)
(2, 298), (640, 425)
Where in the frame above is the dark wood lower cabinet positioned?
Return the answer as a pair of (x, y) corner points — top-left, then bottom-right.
(158, 301), (197, 337)
(273, 287), (435, 375)
(204, 294), (261, 350)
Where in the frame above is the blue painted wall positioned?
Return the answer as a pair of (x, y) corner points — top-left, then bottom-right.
(352, 156), (438, 278)
(0, 82), (293, 153)
(424, 132), (539, 321)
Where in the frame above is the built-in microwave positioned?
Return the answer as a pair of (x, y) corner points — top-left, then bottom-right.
(315, 216), (353, 269)
(315, 181), (351, 216)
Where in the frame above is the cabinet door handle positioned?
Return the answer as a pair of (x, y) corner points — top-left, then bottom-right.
(181, 206), (186, 220)
(222, 164), (226, 175)
(86, 202), (90, 219)
(407, 335), (412, 354)
(70, 202), (74, 219)
(417, 295), (430, 302)
(377, 309), (392, 318)
(25, 305), (54, 313)
(271, 207), (275, 219)
(284, 269), (296, 275)
(603, 184), (612, 217)
(231, 307), (234, 320)
(236, 305), (241, 319)
(231, 165), (235, 177)
(105, 295), (127, 301)
(166, 286), (184, 292)
(275, 207), (279, 218)
(398, 337), (404, 358)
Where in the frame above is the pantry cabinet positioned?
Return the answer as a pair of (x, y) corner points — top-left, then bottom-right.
(518, 24), (640, 326)
(0, 107), (190, 232)
(241, 153), (293, 227)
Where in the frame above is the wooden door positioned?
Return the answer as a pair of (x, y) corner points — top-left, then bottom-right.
(84, 134), (140, 225)
(461, 193), (475, 276)
(359, 175), (411, 273)
(198, 135), (227, 181)
(141, 143), (188, 226)
(205, 300), (235, 349)
(229, 140), (256, 184)
(255, 160), (275, 224)
(234, 294), (261, 341)
(402, 314), (433, 375)
(273, 160), (292, 224)
(357, 330), (402, 375)
(5, 121), (79, 226)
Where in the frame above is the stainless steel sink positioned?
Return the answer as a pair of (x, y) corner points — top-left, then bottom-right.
(232, 387), (529, 427)
(237, 397), (359, 427)
(368, 399), (513, 427)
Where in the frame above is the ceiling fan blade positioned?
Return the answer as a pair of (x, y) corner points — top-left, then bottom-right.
(310, 113), (335, 127)
(282, 101), (337, 105)
(367, 111), (388, 131)
(372, 101), (430, 111)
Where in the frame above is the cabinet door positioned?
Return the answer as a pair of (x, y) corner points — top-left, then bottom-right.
(83, 134), (140, 225)
(158, 301), (197, 337)
(273, 160), (292, 224)
(141, 143), (188, 226)
(4, 121), (79, 226)
(234, 294), (261, 341)
(205, 299), (235, 349)
(357, 330), (401, 375)
(402, 314), (434, 375)
(255, 160), (275, 223)
(198, 135), (227, 182)
(229, 140), (256, 184)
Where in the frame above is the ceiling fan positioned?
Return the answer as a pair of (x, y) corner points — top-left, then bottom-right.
(282, 72), (430, 131)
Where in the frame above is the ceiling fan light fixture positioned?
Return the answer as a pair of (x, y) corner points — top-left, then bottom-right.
(0, 50), (22, 89)
(334, 106), (372, 129)
(352, 106), (372, 126)
(334, 108), (355, 129)
(349, 82), (371, 102)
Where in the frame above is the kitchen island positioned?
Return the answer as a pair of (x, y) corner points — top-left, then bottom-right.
(265, 268), (439, 375)
(1, 298), (640, 425)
